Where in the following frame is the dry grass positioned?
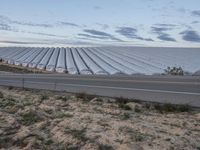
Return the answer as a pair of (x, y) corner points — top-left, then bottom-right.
(0, 86), (199, 150)
(0, 63), (34, 73)
(0, 63), (45, 74)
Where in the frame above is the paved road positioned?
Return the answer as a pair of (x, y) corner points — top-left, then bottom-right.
(0, 73), (200, 107)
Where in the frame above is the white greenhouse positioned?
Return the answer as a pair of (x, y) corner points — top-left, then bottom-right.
(0, 46), (199, 75)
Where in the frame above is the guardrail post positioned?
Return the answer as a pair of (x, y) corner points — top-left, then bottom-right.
(22, 78), (24, 89)
(54, 82), (56, 91)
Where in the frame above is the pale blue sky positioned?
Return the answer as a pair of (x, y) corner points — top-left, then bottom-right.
(0, 0), (200, 47)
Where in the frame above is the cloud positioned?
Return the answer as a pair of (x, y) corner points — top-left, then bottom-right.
(0, 15), (9, 23)
(154, 23), (177, 27)
(0, 40), (47, 45)
(67, 40), (99, 46)
(157, 33), (176, 42)
(0, 39), (99, 46)
(151, 26), (176, 42)
(0, 24), (66, 38)
(0, 23), (66, 38)
(0, 14), (84, 29)
(0, 14), (87, 29)
(79, 29), (122, 41)
(180, 30), (200, 42)
(0, 16), (66, 38)
(58, 21), (80, 27)
(94, 6), (102, 10)
(78, 33), (110, 40)
(191, 10), (200, 17)
(0, 22), (18, 32)
(84, 29), (111, 37)
(116, 27), (137, 38)
(151, 26), (173, 32)
(25, 31), (67, 38)
(12, 21), (53, 28)
(0, 15), (53, 28)
(135, 37), (154, 41)
(116, 27), (154, 41)
(177, 8), (187, 14)
(191, 21), (199, 24)
(0, 23), (12, 31)
(96, 23), (109, 30)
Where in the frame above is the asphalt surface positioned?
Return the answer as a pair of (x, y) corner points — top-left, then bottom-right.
(0, 73), (200, 107)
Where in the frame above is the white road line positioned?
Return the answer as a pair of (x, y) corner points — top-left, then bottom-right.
(57, 83), (200, 96)
(0, 76), (199, 85)
(26, 81), (200, 96)
(0, 79), (200, 96)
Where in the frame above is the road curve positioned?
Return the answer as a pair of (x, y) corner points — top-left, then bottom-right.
(0, 73), (200, 107)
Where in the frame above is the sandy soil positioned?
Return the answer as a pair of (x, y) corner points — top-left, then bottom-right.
(0, 86), (199, 150)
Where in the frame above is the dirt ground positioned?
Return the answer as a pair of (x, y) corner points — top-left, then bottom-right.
(0, 63), (45, 74)
(0, 86), (199, 150)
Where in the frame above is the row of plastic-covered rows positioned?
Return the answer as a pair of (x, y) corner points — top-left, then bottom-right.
(0, 47), (199, 75)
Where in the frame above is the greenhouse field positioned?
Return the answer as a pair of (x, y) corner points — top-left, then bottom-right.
(0, 47), (199, 75)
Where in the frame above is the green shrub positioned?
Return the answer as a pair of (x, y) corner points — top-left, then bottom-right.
(98, 144), (114, 150)
(20, 111), (42, 125)
(40, 94), (49, 101)
(57, 95), (67, 101)
(0, 97), (16, 108)
(123, 104), (132, 110)
(76, 93), (87, 99)
(44, 139), (54, 145)
(116, 97), (131, 110)
(164, 66), (184, 75)
(154, 103), (191, 113)
(65, 128), (88, 142)
(0, 91), (3, 98)
(119, 126), (148, 142)
(75, 93), (96, 102)
(120, 112), (131, 120)
(8, 86), (14, 90)
(134, 105), (142, 113)
(116, 97), (129, 104)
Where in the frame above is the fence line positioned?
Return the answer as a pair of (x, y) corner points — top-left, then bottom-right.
(0, 78), (199, 107)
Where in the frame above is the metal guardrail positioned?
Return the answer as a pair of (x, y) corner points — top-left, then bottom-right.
(0, 78), (200, 107)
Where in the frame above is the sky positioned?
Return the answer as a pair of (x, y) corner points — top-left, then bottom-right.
(0, 0), (200, 47)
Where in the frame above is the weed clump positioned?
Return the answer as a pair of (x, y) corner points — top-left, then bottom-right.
(20, 110), (43, 125)
(40, 94), (49, 101)
(134, 105), (142, 113)
(116, 97), (130, 110)
(8, 86), (14, 90)
(153, 103), (191, 113)
(65, 128), (88, 142)
(0, 91), (3, 98)
(120, 112), (131, 120)
(0, 97), (16, 108)
(57, 95), (67, 102)
(98, 144), (114, 150)
(119, 126), (150, 142)
(75, 92), (96, 102)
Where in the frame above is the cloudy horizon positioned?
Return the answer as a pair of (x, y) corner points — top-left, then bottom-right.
(0, 0), (200, 47)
